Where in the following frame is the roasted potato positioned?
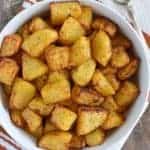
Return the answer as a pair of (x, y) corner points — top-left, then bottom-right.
(39, 131), (72, 150)
(72, 86), (104, 106)
(44, 119), (57, 133)
(22, 29), (58, 57)
(101, 65), (117, 75)
(76, 107), (108, 135)
(9, 78), (36, 110)
(92, 30), (112, 66)
(78, 6), (93, 30)
(0, 58), (19, 85)
(85, 128), (105, 146)
(18, 23), (30, 39)
(3, 84), (12, 96)
(118, 58), (139, 80)
(22, 53), (48, 81)
(0, 34), (22, 57)
(92, 70), (115, 96)
(102, 96), (119, 111)
(45, 45), (69, 71)
(41, 78), (71, 104)
(102, 111), (124, 130)
(22, 108), (42, 133)
(115, 81), (138, 108)
(29, 97), (54, 116)
(51, 105), (77, 131)
(72, 59), (96, 86)
(59, 17), (85, 45)
(110, 46), (130, 68)
(70, 36), (91, 67)
(10, 110), (24, 128)
(69, 135), (85, 149)
(29, 17), (49, 33)
(29, 125), (43, 139)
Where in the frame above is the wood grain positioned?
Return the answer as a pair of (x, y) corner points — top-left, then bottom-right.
(0, 0), (150, 150)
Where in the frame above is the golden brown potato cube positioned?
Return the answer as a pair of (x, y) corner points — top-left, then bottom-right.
(85, 128), (105, 146)
(89, 30), (97, 41)
(51, 105), (77, 131)
(69, 135), (85, 149)
(112, 33), (131, 49)
(41, 78), (71, 104)
(10, 78), (36, 110)
(39, 131), (72, 150)
(59, 17), (85, 45)
(22, 108), (42, 133)
(92, 17), (117, 37)
(76, 107), (108, 135)
(29, 97), (54, 116)
(72, 59), (96, 86)
(18, 23), (30, 39)
(29, 125), (43, 139)
(44, 119), (57, 133)
(45, 45), (69, 71)
(72, 86), (104, 106)
(118, 58), (139, 80)
(110, 46), (130, 68)
(102, 111), (124, 130)
(78, 6), (93, 30)
(10, 110), (24, 128)
(0, 58), (19, 85)
(115, 81), (138, 108)
(92, 70), (115, 96)
(22, 53), (48, 81)
(92, 30), (112, 66)
(3, 84), (12, 96)
(70, 36), (91, 67)
(101, 65), (117, 75)
(22, 29), (58, 57)
(105, 74), (120, 91)
(0, 34), (22, 57)
(102, 96), (119, 111)
(29, 17), (49, 33)
(50, 2), (82, 26)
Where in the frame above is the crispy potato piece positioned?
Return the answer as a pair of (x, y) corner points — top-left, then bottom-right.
(102, 111), (124, 130)
(44, 119), (57, 133)
(34, 74), (48, 90)
(92, 70), (115, 96)
(72, 59), (96, 86)
(102, 96), (119, 111)
(92, 30), (112, 66)
(0, 34), (22, 57)
(22, 29), (58, 57)
(3, 84), (12, 96)
(78, 6), (93, 30)
(18, 23), (30, 39)
(22, 53), (48, 81)
(51, 105), (77, 131)
(105, 74), (120, 91)
(101, 65), (117, 75)
(92, 17), (117, 37)
(112, 33), (131, 49)
(29, 97), (54, 116)
(0, 58), (19, 85)
(29, 17), (49, 33)
(29, 125), (43, 139)
(10, 78), (36, 110)
(22, 108), (42, 133)
(59, 17), (85, 45)
(89, 30), (97, 41)
(76, 107), (108, 135)
(70, 36), (91, 67)
(39, 131), (72, 150)
(115, 81), (138, 108)
(111, 46), (130, 68)
(69, 135), (85, 149)
(118, 58), (139, 80)
(10, 110), (24, 128)
(85, 128), (105, 146)
(45, 45), (69, 71)
(41, 78), (71, 104)
(50, 2), (82, 26)
(72, 86), (104, 106)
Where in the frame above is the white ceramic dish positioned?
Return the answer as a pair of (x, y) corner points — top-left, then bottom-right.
(0, 0), (150, 150)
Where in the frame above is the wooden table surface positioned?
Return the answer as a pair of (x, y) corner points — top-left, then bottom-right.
(0, 0), (150, 150)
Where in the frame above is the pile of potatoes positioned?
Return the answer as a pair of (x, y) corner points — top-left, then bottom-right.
(0, 2), (139, 150)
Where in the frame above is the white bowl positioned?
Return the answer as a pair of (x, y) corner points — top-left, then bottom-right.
(0, 0), (150, 150)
